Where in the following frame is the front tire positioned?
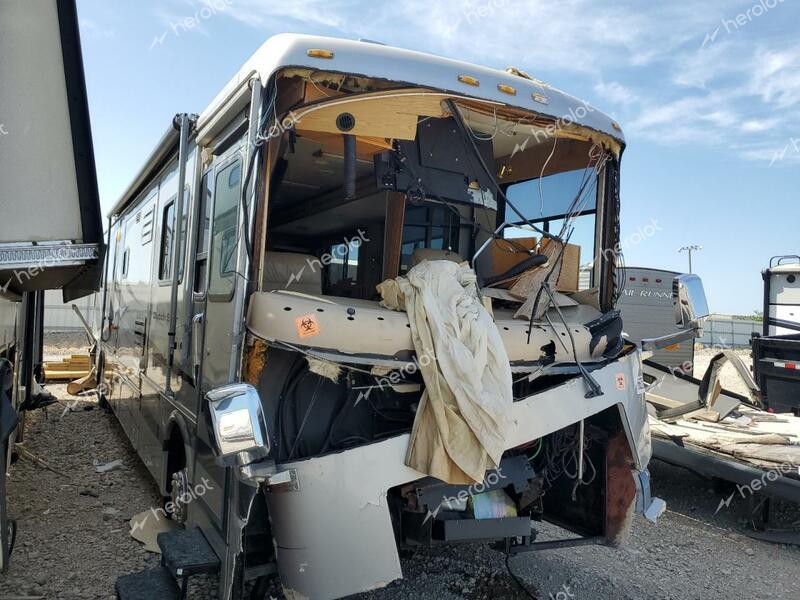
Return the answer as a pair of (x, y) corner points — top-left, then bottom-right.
(168, 467), (190, 524)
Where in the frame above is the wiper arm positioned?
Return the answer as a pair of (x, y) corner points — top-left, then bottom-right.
(540, 282), (603, 398)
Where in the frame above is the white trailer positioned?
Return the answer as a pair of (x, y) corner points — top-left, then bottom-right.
(0, 0), (104, 571)
(616, 267), (694, 370)
(762, 255), (800, 337)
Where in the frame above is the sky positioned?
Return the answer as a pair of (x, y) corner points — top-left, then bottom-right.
(75, 0), (800, 315)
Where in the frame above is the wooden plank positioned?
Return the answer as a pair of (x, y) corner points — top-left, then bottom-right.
(67, 371), (97, 396)
(44, 369), (91, 381)
(382, 192), (406, 281)
(293, 90), (449, 140)
(295, 130), (393, 159)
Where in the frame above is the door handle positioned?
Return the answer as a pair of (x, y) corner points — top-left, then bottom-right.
(192, 313), (204, 372)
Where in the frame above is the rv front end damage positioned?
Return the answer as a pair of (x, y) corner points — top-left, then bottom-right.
(223, 333), (658, 600)
(196, 46), (662, 599)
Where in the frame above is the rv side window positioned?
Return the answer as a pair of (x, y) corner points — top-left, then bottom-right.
(158, 192), (189, 283)
(399, 205), (461, 274)
(326, 240), (360, 293)
(208, 159), (242, 300)
(159, 201), (176, 280)
(121, 248), (129, 279)
(194, 172), (212, 296)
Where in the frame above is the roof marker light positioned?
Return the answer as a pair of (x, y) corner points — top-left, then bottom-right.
(307, 49), (334, 59)
(532, 93), (549, 105)
(497, 84), (517, 95)
(458, 75), (480, 86)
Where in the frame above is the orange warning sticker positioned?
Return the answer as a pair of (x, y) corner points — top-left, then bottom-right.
(615, 373), (626, 390)
(295, 314), (321, 338)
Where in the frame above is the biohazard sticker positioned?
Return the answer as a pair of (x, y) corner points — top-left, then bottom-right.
(615, 373), (626, 390)
(295, 314), (321, 338)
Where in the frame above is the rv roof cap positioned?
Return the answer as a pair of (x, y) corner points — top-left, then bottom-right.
(111, 33), (624, 218)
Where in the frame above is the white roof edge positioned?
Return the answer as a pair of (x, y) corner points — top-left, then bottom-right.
(201, 33), (625, 141)
(770, 264), (800, 273)
(113, 33), (625, 216)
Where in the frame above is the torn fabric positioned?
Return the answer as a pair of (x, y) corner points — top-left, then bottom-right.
(377, 260), (513, 484)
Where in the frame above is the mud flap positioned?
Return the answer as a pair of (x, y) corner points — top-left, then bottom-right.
(633, 469), (666, 524)
(605, 430), (664, 546)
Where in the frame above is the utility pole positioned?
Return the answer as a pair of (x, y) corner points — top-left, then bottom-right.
(678, 245), (702, 274)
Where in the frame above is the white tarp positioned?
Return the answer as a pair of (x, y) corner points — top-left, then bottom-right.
(378, 260), (513, 484)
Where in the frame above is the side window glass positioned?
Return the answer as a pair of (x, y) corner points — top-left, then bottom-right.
(194, 173), (212, 295)
(121, 249), (130, 279)
(159, 201), (175, 280)
(208, 160), (241, 300)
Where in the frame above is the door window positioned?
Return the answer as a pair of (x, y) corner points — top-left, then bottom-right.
(194, 173), (212, 296)
(208, 159), (242, 300)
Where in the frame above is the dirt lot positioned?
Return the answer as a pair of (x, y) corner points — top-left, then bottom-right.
(1, 336), (798, 599)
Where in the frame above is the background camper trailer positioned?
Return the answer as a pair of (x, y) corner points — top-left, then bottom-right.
(101, 34), (707, 600)
(751, 255), (800, 415)
(0, 0), (104, 572)
(617, 260), (800, 540)
(616, 267), (694, 370)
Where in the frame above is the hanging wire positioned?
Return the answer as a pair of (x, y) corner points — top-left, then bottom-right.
(464, 105), (500, 141)
(538, 133), (559, 216)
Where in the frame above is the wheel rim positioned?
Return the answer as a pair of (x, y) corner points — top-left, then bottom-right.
(169, 468), (190, 524)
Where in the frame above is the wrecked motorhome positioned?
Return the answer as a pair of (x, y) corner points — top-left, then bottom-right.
(102, 34), (686, 599)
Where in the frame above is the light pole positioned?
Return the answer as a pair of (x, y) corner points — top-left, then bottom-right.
(678, 245), (702, 274)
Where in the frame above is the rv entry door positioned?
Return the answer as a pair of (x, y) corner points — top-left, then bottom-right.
(192, 155), (243, 531)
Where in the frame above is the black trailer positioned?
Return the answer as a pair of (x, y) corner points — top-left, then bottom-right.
(751, 256), (800, 415)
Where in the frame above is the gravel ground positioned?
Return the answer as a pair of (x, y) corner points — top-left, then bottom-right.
(1, 335), (798, 599)
(0, 396), (164, 599)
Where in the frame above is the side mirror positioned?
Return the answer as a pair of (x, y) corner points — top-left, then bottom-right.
(641, 274), (709, 353)
(674, 274), (709, 328)
(206, 383), (270, 467)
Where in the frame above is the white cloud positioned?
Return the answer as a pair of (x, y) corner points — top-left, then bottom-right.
(748, 44), (800, 109)
(593, 81), (640, 106)
(79, 17), (115, 39)
(223, 0), (351, 31)
(196, 0), (799, 162)
(740, 118), (779, 132)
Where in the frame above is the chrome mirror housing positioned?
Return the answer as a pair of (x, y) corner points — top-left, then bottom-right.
(206, 383), (270, 467)
(641, 274), (710, 353)
(674, 274), (709, 328)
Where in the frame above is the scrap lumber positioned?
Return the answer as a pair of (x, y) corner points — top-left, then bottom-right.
(67, 369), (97, 396)
(44, 354), (92, 382)
(511, 242), (563, 321)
